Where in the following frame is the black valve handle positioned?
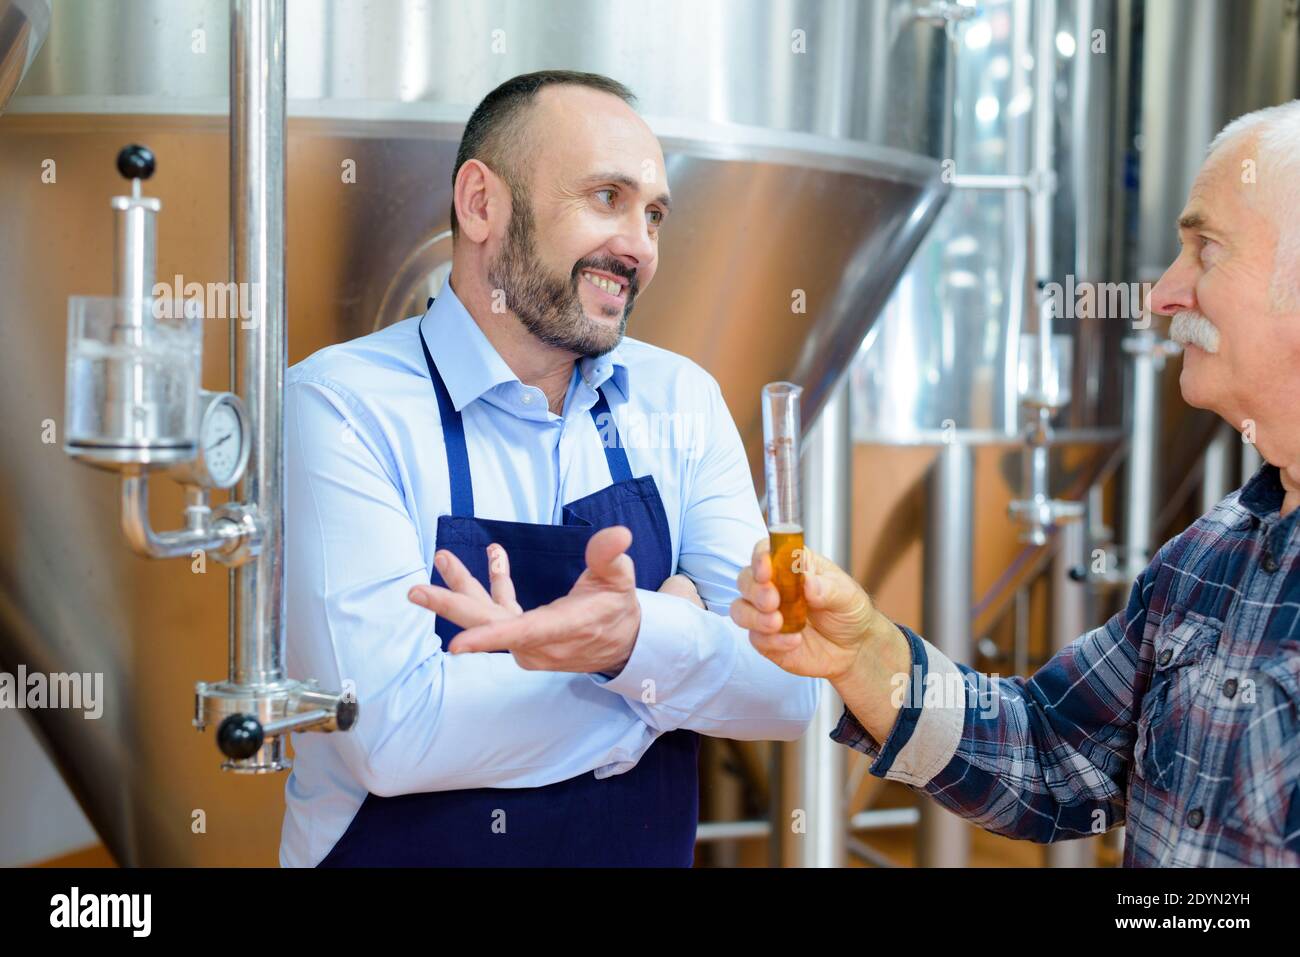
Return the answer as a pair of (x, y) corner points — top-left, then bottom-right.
(116, 144), (156, 181)
(216, 713), (264, 760)
(337, 694), (359, 732)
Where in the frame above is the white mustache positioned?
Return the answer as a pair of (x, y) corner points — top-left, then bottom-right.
(1169, 310), (1221, 354)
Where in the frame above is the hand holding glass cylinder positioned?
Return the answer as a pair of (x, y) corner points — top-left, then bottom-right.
(761, 382), (807, 633)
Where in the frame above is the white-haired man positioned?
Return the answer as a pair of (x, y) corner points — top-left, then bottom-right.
(731, 101), (1300, 866)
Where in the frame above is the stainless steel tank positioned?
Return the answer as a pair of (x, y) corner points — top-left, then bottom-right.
(0, 0), (952, 864)
(848, 0), (1129, 652)
(0, 0), (49, 114)
(1132, 0), (1300, 509)
(846, 0), (1300, 780)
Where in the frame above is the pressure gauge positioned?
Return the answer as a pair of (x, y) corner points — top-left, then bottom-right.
(170, 391), (250, 489)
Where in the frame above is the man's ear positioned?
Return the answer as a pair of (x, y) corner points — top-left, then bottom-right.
(453, 158), (495, 245)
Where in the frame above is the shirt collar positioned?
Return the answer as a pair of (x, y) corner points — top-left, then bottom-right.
(1238, 461), (1286, 523)
(577, 346), (630, 403)
(419, 277), (630, 411)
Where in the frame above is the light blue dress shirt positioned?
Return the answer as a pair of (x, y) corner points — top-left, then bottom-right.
(279, 279), (820, 866)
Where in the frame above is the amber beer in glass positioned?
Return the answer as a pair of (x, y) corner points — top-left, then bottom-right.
(761, 382), (807, 632)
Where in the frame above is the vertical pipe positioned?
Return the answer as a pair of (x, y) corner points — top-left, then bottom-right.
(1005, 0), (1033, 431)
(1013, 585), (1030, 677)
(1032, 0), (1057, 288)
(779, 380), (849, 868)
(231, 0), (286, 688)
(1241, 440), (1263, 486)
(1047, 518), (1096, 866)
(1201, 421), (1236, 514)
(919, 441), (973, 867)
(109, 185), (160, 443)
(1123, 336), (1158, 578)
(1030, 0), (1058, 440)
(113, 183), (157, 315)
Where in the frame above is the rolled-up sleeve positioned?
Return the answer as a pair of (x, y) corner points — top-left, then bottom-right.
(829, 624), (965, 787)
(831, 552), (1165, 843)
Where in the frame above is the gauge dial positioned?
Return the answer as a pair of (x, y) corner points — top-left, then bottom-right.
(184, 392), (249, 490)
(201, 399), (244, 488)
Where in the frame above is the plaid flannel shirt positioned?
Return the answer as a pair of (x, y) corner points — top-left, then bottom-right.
(831, 463), (1300, 866)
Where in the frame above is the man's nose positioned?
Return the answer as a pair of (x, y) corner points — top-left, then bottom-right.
(609, 212), (656, 277)
(1148, 254), (1197, 317)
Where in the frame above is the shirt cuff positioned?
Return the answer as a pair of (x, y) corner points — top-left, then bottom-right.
(588, 589), (693, 710)
(829, 623), (965, 788)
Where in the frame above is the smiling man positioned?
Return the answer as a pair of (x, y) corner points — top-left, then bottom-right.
(731, 101), (1300, 867)
(280, 70), (819, 867)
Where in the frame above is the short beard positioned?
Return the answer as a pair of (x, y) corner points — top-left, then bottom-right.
(486, 186), (639, 359)
(1170, 310), (1221, 354)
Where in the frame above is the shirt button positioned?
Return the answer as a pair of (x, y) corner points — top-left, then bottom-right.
(520, 392), (533, 405)
(1222, 677), (1238, 699)
(1186, 807), (1204, 829)
(1262, 551), (1279, 573)
(1158, 647), (1173, 667)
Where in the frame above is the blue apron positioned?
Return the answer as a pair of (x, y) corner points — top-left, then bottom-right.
(318, 309), (701, 867)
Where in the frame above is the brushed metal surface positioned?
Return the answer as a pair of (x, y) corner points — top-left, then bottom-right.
(0, 0), (49, 115)
(854, 0), (1128, 445)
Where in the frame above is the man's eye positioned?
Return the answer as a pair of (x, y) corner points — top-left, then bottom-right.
(647, 209), (664, 227)
(595, 189), (616, 206)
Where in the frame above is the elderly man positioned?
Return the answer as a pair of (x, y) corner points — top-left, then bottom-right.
(733, 102), (1300, 867)
(281, 70), (818, 867)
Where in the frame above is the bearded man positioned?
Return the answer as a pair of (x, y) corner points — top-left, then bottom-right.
(280, 70), (818, 867)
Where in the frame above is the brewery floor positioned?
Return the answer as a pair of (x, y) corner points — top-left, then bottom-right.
(40, 831), (1116, 867)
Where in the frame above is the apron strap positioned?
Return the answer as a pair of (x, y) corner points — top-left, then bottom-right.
(419, 311), (633, 514)
(589, 389), (633, 484)
(420, 319), (475, 517)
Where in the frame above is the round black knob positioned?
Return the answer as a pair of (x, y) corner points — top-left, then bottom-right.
(336, 695), (359, 732)
(216, 713), (264, 760)
(1068, 565), (1088, 582)
(116, 144), (156, 181)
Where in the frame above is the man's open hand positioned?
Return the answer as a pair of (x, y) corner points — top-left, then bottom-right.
(407, 526), (643, 674)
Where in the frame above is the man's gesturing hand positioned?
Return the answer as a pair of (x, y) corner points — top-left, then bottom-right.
(407, 526), (643, 674)
(407, 542), (524, 631)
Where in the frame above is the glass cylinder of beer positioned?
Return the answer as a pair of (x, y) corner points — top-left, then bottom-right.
(761, 382), (807, 633)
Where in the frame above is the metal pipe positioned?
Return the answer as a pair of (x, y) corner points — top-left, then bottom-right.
(1122, 333), (1160, 578)
(1201, 421), (1236, 514)
(1007, 0), (1083, 547)
(846, 836), (899, 867)
(919, 440), (973, 867)
(1241, 440), (1263, 485)
(849, 807), (922, 830)
(951, 173), (1035, 191)
(112, 178), (156, 315)
(230, 0), (286, 688)
(778, 379), (851, 868)
(1047, 518), (1096, 866)
(120, 474), (241, 559)
(1032, 0), (1057, 286)
(697, 806), (921, 847)
(1014, 584), (1031, 676)
(696, 820), (771, 843)
(261, 709), (332, 737)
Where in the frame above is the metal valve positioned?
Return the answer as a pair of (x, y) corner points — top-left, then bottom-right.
(65, 141), (358, 772)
